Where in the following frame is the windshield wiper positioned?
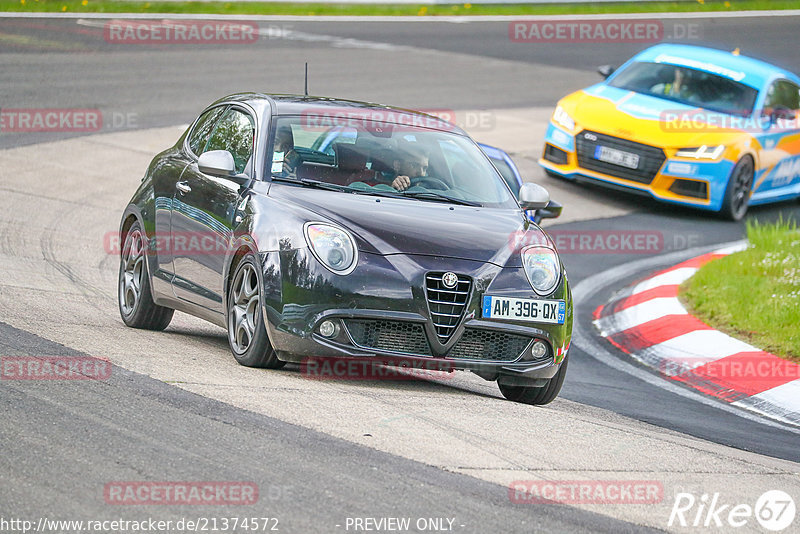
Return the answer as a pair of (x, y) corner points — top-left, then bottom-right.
(271, 176), (349, 192)
(401, 191), (481, 206)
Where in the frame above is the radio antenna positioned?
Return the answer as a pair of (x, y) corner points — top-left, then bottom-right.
(304, 62), (309, 97)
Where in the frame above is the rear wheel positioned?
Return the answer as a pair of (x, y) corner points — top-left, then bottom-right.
(498, 354), (569, 405)
(227, 254), (285, 369)
(118, 222), (173, 330)
(720, 156), (754, 221)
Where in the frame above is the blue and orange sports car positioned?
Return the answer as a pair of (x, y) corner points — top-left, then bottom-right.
(540, 44), (800, 220)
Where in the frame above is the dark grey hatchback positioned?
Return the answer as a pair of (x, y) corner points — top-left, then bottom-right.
(118, 93), (573, 404)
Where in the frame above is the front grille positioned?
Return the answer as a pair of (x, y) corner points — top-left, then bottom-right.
(344, 319), (432, 356)
(425, 272), (472, 343)
(575, 130), (666, 185)
(669, 178), (709, 200)
(543, 143), (568, 165)
(447, 328), (533, 362)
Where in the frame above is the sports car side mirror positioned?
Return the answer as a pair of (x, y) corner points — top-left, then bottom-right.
(198, 150), (237, 178)
(519, 183), (550, 210)
(535, 200), (563, 223)
(597, 65), (615, 79)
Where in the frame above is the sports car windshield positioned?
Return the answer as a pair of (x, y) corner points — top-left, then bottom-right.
(608, 61), (758, 117)
(268, 115), (517, 208)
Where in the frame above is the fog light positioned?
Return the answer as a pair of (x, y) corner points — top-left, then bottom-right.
(531, 340), (548, 359)
(319, 320), (337, 338)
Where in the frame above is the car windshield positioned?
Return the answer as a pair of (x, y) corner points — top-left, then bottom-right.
(608, 61), (759, 117)
(268, 115), (517, 208)
(489, 157), (521, 198)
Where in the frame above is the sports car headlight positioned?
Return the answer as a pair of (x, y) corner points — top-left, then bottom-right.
(675, 145), (725, 160)
(552, 106), (575, 131)
(521, 245), (561, 295)
(304, 223), (357, 275)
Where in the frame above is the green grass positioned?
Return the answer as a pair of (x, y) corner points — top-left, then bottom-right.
(3, 0), (799, 17)
(681, 219), (800, 362)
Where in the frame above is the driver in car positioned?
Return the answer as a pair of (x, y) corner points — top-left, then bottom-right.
(381, 144), (430, 191)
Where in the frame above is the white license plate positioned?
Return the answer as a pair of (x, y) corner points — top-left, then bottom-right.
(482, 296), (566, 325)
(594, 145), (640, 169)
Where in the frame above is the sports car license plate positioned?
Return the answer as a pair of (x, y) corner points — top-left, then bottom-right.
(594, 145), (640, 169)
(482, 296), (566, 325)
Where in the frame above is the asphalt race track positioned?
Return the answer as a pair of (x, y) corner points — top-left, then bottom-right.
(1, 13), (800, 533)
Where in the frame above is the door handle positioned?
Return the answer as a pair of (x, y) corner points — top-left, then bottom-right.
(176, 181), (192, 194)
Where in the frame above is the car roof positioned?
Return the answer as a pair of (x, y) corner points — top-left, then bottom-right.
(210, 93), (467, 136)
(628, 44), (800, 89)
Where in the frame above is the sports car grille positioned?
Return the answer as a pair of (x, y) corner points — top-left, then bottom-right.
(425, 272), (472, 343)
(344, 319), (432, 356)
(448, 328), (533, 362)
(342, 320), (536, 363)
(543, 143), (568, 165)
(575, 130), (666, 185)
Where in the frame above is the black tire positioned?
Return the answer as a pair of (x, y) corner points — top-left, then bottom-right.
(720, 156), (754, 221)
(226, 254), (285, 369)
(498, 353), (569, 405)
(118, 221), (174, 330)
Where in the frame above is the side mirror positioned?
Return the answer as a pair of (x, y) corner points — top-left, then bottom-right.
(198, 150), (237, 178)
(519, 182), (550, 210)
(597, 65), (615, 79)
(532, 200), (563, 224)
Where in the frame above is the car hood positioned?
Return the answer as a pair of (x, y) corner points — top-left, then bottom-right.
(270, 184), (543, 267)
(560, 84), (747, 148)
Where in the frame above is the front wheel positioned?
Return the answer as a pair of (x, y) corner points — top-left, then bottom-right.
(227, 254), (285, 369)
(118, 221), (174, 330)
(498, 354), (569, 405)
(720, 156), (754, 221)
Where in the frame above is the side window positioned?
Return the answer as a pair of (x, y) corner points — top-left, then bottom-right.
(765, 80), (800, 110)
(205, 108), (255, 175)
(188, 106), (226, 156)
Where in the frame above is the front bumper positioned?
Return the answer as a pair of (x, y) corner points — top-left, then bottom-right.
(539, 122), (735, 212)
(258, 250), (572, 383)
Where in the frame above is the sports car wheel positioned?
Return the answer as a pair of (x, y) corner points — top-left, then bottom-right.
(498, 353), (569, 405)
(720, 156), (754, 221)
(227, 254), (285, 369)
(118, 222), (173, 330)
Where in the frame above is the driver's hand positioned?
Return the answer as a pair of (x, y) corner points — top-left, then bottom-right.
(392, 175), (411, 191)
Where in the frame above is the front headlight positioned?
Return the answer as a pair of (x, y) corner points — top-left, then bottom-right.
(303, 223), (357, 275)
(552, 105), (575, 131)
(521, 245), (561, 295)
(675, 145), (725, 160)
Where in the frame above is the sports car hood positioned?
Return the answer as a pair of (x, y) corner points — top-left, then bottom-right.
(561, 84), (745, 148)
(270, 185), (543, 267)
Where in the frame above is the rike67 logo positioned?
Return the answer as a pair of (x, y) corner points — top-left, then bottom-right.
(669, 490), (796, 531)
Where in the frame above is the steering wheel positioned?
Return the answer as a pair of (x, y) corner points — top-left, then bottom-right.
(410, 176), (449, 190)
